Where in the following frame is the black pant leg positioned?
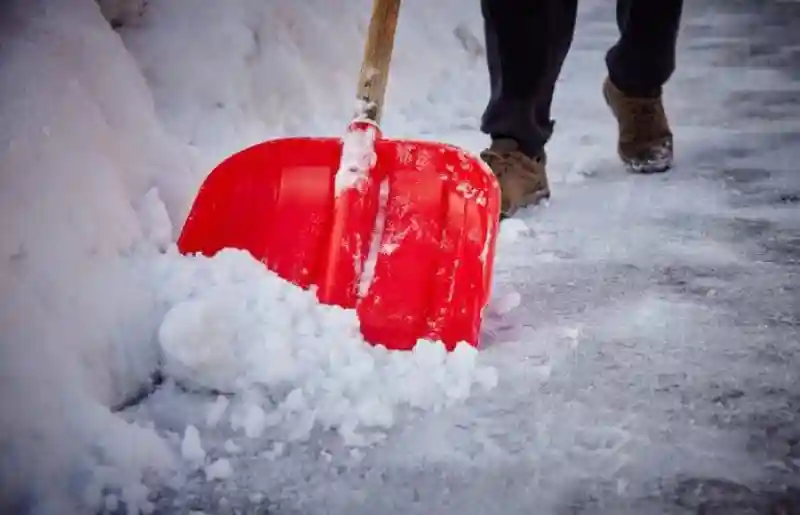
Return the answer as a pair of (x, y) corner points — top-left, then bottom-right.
(606, 0), (684, 97)
(480, 0), (579, 157)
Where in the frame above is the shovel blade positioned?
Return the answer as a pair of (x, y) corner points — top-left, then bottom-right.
(177, 134), (501, 351)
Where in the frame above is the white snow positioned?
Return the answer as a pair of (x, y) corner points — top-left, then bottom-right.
(204, 458), (234, 482)
(489, 290), (522, 315)
(154, 247), (497, 446)
(233, 401), (269, 440)
(180, 425), (206, 465)
(223, 439), (242, 455)
(359, 178), (391, 297)
(103, 494), (120, 513)
(334, 124), (379, 195)
(2, 0), (800, 514)
(204, 395), (230, 428)
(498, 218), (532, 243)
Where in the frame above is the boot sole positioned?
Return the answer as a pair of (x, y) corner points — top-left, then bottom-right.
(621, 154), (673, 174)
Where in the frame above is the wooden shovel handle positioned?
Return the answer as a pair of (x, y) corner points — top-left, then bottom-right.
(355, 0), (401, 124)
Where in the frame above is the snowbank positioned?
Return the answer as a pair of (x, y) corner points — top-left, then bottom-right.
(0, 0), (200, 511)
(116, 0), (486, 171)
(0, 0), (197, 404)
(0, 0), (489, 512)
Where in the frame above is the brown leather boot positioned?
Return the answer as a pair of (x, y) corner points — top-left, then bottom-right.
(603, 77), (674, 173)
(480, 138), (550, 218)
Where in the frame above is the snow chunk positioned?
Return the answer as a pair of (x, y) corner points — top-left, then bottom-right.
(205, 395), (230, 428)
(204, 458), (233, 481)
(180, 425), (205, 465)
(232, 401), (268, 439)
(261, 442), (286, 460)
(223, 439), (242, 455)
(159, 292), (251, 393)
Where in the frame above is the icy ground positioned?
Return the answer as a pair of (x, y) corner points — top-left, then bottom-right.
(2, 0), (799, 513)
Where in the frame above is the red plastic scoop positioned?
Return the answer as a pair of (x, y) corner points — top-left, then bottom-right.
(176, 0), (501, 351)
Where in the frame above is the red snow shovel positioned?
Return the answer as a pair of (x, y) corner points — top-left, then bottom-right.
(176, 0), (501, 351)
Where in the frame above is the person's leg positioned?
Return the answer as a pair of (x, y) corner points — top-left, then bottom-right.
(479, 0), (578, 217)
(606, 0), (683, 97)
(603, 0), (684, 172)
(480, 0), (578, 158)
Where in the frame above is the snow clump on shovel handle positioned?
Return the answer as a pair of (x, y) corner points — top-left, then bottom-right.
(334, 120), (378, 196)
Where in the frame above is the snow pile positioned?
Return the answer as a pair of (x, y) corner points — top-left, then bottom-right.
(0, 376), (178, 515)
(155, 248), (498, 447)
(0, 0), (196, 406)
(116, 0), (484, 170)
(0, 1), (196, 512)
